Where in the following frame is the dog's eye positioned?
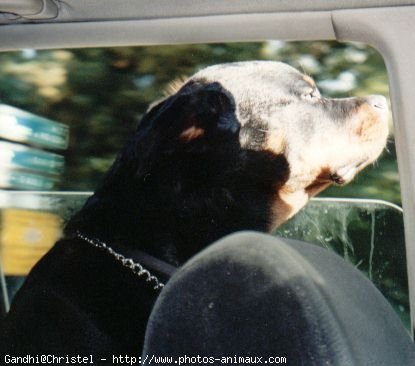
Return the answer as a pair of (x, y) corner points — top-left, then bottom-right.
(302, 89), (320, 101)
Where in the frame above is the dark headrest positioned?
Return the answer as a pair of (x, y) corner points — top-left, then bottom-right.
(143, 231), (415, 365)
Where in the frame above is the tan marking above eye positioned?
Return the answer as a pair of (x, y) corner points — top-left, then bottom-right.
(179, 126), (205, 142)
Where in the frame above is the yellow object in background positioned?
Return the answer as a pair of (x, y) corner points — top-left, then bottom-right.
(0, 208), (62, 275)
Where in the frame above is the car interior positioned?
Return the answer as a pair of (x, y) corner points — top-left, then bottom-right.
(1, 0), (415, 361)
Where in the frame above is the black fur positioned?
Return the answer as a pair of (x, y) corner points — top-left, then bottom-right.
(0, 80), (289, 357)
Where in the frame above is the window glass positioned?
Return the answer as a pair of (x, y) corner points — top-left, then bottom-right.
(276, 198), (409, 329)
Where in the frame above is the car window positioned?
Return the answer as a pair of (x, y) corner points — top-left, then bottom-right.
(0, 41), (407, 328)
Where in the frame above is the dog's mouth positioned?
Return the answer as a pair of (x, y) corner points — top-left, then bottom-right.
(329, 159), (368, 185)
(307, 159), (369, 188)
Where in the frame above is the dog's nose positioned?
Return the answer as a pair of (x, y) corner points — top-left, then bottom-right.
(366, 95), (388, 110)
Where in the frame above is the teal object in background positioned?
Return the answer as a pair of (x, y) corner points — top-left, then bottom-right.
(0, 170), (57, 190)
(0, 105), (69, 190)
(0, 105), (69, 151)
(0, 141), (64, 175)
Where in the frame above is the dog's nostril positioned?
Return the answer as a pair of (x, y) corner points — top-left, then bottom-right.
(366, 95), (388, 110)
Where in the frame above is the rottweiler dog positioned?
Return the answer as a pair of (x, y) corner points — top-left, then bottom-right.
(0, 61), (388, 358)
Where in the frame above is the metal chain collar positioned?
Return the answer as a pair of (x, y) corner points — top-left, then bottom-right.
(75, 231), (164, 291)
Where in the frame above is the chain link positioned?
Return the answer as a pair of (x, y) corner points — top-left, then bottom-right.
(75, 231), (164, 290)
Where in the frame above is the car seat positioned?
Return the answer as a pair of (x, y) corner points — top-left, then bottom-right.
(143, 231), (415, 365)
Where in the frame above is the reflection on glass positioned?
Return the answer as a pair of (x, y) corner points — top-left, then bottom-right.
(276, 198), (409, 329)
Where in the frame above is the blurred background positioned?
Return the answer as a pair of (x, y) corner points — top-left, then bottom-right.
(0, 41), (400, 203)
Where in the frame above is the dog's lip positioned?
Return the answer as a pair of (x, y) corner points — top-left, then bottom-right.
(330, 159), (367, 185)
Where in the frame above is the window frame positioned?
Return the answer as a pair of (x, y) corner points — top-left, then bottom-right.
(1, 2), (414, 335)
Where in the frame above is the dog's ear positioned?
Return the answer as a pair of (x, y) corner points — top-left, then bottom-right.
(129, 82), (241, 178)
(147, 81), (240, 145)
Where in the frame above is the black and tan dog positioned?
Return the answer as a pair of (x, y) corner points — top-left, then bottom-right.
(0, 61), (388, 358)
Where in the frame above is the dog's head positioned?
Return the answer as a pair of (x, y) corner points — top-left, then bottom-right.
(86, 61), (388, 258)
(139, 61), (388, 227)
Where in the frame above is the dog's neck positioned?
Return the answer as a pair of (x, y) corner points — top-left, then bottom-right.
(65, 146), (289, 266)
(65, 188), (182, 265)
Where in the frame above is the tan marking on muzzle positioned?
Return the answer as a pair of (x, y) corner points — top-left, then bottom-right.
(269, 188), (309, 230)
(268, 168), (333, 230)
(354, 104), (385, 141)
(266, 131), (286, 155)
